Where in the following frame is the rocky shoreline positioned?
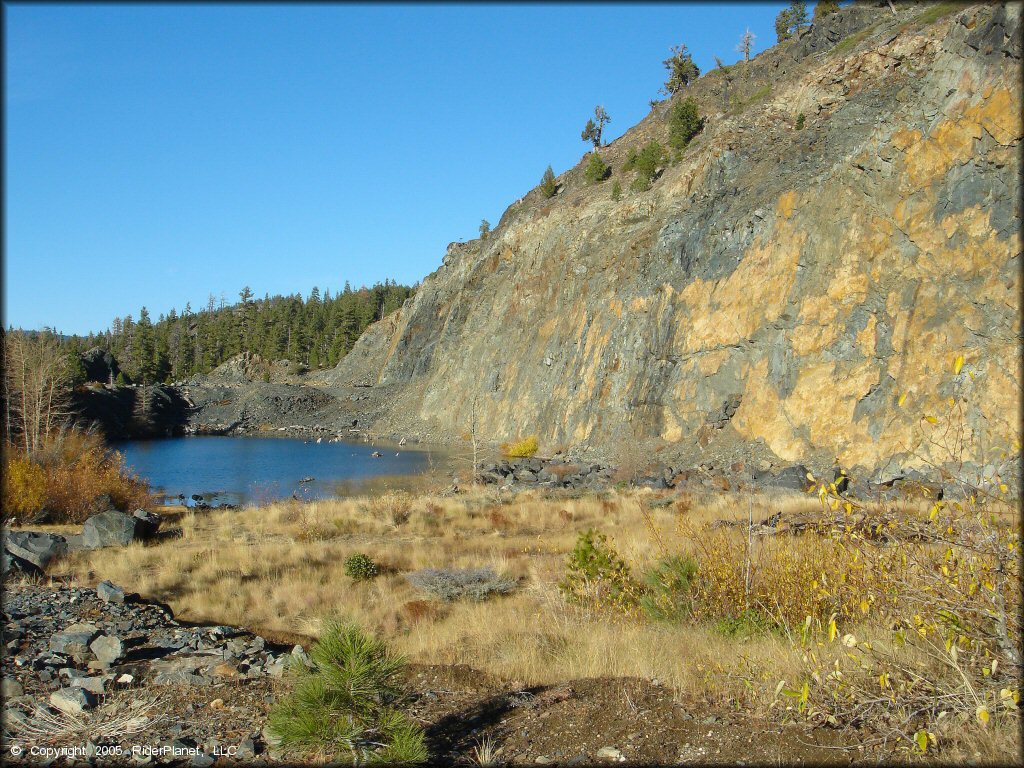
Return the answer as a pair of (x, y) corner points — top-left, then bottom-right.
(473, 454), (966, 502)
(72, 369), (1016, 502)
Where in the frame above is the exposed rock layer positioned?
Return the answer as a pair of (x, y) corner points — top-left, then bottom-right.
(330, 3), (1021, 477)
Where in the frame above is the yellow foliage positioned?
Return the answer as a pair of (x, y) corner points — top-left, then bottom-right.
(3, 455), (47, 517)
(3, 431), (151, 524)
(501, 435), (539, 458)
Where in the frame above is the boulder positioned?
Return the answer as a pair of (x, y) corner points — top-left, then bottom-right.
(596, 746), (624, 762)
(90, 634), (125, 665)
(235, 737), (257, 760)
(3, 550), (40, 576)
(67, 674), (107, 695)
(3, 531), (68, 570)
(1, 677), (24, 699)
(81, 510), (147, 549)
(97, 580), (126, 604)
(80, 347), (124, 384)
(756, 464), (814, 492)
(514, 469), (538, 484)
(132, 509), (162, 539)
(50, 623), (100, 657)
(50, 686), (96, 715)
(151, 656), (214, 687)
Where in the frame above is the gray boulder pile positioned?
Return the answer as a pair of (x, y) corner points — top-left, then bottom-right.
(3, 582), (302, 765)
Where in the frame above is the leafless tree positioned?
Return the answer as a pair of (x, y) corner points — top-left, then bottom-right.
(3, 330), (74, 455)
(736, 28), (756, 61)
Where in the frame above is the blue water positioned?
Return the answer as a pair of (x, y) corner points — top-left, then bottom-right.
(117, 436), (444, 506)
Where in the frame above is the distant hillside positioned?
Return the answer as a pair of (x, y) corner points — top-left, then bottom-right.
(62, 282), (415, 383)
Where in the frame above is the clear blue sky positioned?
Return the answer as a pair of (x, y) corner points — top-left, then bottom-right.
(5, 2), (797, 336)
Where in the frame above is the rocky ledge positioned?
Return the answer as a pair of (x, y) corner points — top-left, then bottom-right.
(475, 455), (955, 500)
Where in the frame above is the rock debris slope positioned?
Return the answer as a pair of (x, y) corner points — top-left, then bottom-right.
(341, 4), (1020, 477)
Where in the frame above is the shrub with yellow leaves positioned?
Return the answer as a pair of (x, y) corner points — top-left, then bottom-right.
(501, 435), (539, 459)
(3, 429), (152, 524)
(796, 353), (1021, 753)
(3, 454), (48, 518)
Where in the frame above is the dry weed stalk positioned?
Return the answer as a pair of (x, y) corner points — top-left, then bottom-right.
(6, 694), (166, 741)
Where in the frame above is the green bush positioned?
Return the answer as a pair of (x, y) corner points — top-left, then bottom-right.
(266, 619), (426, 764)
(344, 553), (379, 581)
(479, 219), (490, 239)
(584, 153), (610, 184)
(539, 165), (557, 198)
(623, 140), (665, 191)
(714, 607), (776, 638)
(559, 528), (640, 610)
(668, 97), (703, 151)
(796, 112), (805, 130)
(630, 176), (651, 193)
(611, 179), (622, 201)
(639, 555), (698, 623)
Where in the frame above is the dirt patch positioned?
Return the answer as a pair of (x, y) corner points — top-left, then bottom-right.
(404, 665), (867, 766)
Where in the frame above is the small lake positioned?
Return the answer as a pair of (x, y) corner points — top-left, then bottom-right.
(117, 436), (448, 506)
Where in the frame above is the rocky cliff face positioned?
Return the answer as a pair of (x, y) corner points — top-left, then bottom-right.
(332, 4), (1021, 479)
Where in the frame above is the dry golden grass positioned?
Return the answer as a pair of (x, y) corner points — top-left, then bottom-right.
(45, 486), (1019, 761)
(55, 489), (800, 683)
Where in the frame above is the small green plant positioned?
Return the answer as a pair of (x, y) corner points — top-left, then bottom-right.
(905, 2), (961, 30)
(584, 153), (610, 184)
(639, 555), (698, 623)
(828, 23), (876, 59)
(471, 735), (499, 766)
(668, 97), (703, 151)
(344, 553), (379, 581)
(714, 608), (776, 638)
(813, 0), (839, 21)
(479, 219), (490, 239)
(630, 176), (651, 193)
(560, 528), (641, 610)
(623, 140), (665, 191)
(611, 179), (622, 201)
(266, 619), (426, 764)
(795, 112), (805, 130)
(539, 165), (557, 198)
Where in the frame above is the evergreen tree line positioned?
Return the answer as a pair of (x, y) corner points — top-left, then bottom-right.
(59, 281), (416, 384)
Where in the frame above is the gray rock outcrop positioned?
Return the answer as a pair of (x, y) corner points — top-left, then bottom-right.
(81, 510), (160, 549)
